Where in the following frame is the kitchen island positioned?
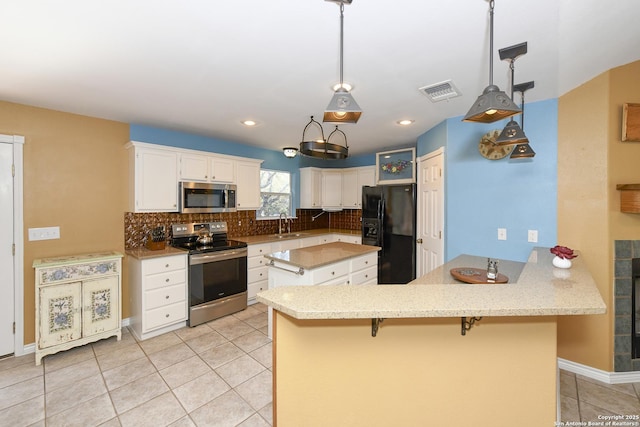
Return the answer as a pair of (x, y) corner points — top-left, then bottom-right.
(257, 247), (606, 427)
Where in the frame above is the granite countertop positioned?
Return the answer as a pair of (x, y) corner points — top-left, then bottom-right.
(265, 242), (380, 270)
(256, 247), (607, 319)
(231, 228), (360, 245)
(125, 246), (188, 260)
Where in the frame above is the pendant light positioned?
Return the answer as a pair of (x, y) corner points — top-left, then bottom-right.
(299, 116), (349, 160)
(495, 42), (529, 146)
(463, 0), (521, 123)
(323, 0), (362, 124)
(510, 81), (536, 159)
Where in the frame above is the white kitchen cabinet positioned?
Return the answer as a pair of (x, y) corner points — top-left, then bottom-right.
(179, 153), (236, 183)
(299, 236), (322, 247)
(247, 243), (274, 304)
(342, 166), (375, 208)
(128, 252), (188, 340)
(236, 160), (263, 210)
(321, 170), (343, 211)
(300, 168), (323, 209)
(33, 252), (123, 365)
(210, 157), (236, 183)
(127, 143), (178, 212)
(335, 234), (362, 245)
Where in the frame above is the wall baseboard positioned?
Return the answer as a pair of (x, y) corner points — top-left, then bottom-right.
(558, 357), (640, 384)
(21, 317), (132, 355)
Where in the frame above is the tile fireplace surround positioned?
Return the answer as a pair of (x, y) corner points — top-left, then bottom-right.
(614, 240), (640, 372)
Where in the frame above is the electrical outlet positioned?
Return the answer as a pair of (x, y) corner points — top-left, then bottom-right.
(28, 226), (61, 241)
(497, 228), (507, 241)
(527, 230), (538, 243)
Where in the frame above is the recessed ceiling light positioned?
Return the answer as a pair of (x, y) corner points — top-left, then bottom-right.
(331, 82), (353, 92)
(241, 120), (257, 126)
(397, 119), (415, 126)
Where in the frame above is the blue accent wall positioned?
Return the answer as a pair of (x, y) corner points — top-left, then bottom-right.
(416, 99), (558, 263)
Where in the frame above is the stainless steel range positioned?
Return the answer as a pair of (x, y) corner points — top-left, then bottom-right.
(171, 221), (248, 326)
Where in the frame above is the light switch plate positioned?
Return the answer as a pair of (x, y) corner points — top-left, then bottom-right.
(28, 226), (60, 241)
(497, 228), (507, 241)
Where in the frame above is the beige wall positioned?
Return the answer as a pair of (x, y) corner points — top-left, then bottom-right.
(557, 60), (640, 371)
(0, 101), (129, 346)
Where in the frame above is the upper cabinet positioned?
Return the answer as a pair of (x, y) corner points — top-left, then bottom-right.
(128, 143), (178, 212)
(300, 165), (375, 211)
(321, 170), (343, 211)
(236, 160), (263, 210)
(179, 153), (236, 183)
(300, 168), (323, 209)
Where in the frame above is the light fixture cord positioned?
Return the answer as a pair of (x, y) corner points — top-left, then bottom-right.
(339, 1), (345, 86)
(489, 0), (495, 86)
(520, 90), (525, 130)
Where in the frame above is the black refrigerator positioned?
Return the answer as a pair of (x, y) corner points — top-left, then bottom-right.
(361, 184), (417, 284)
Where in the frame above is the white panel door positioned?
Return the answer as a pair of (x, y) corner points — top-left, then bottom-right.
(416, 148), (444, 277)
(0, 143), (13, 356)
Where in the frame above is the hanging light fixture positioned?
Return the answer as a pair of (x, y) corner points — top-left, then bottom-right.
(463, 0), (521, 123)
(282, 147), (298, 158)
(510, 81), (536, 159)
(323, 0), (362, 124)
(495, 42), (529, 146)
(299, 116), (348, 159)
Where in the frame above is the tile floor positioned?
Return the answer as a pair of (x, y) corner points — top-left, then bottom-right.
(0, 303), (272, 427)
(1, 302), (639, 426)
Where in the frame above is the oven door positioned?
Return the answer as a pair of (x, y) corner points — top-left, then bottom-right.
(189, 247), (248, 306)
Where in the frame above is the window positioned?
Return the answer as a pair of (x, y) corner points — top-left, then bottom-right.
(259, 169), (292, 218)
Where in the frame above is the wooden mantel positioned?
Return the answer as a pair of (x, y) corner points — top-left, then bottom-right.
(617, 184), (640, 213)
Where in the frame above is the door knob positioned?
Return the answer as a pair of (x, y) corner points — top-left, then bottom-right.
(416, 238), (423, 244)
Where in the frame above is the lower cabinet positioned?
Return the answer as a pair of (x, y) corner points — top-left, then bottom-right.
(128, 252), (188, 340)
(33, 252), (123, 365)
(247, 243), (273, 305)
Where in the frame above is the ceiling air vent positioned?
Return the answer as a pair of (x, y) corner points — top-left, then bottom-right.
(419, 80), (461, 102)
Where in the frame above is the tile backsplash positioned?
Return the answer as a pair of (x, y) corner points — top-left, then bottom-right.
(125, 209), (362, 249)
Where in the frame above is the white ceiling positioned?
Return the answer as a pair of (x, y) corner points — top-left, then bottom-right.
(1, 0), (639, 155)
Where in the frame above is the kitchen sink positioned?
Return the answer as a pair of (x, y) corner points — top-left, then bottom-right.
(271, 232), (309, 239)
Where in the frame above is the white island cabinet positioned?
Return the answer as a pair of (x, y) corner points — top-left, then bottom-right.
(33, 252), (123, 365)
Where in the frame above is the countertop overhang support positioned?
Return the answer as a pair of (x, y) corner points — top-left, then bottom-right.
(461, 316), (483, 335)
(371, 318), (385, 337)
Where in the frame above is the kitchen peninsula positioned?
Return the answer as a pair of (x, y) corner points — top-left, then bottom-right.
(257, 248), (607, 427)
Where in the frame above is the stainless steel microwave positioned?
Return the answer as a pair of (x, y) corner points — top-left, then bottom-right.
(178, 182), (237, 213)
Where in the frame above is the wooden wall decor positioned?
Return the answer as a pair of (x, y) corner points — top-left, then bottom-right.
(616, 184), (640, 213)
(622, 103), (640, 142)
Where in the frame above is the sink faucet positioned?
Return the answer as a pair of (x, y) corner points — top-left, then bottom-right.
(279, 212), (287, 234)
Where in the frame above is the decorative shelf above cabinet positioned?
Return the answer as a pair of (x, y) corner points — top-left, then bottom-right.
(616, 184), (640, 213)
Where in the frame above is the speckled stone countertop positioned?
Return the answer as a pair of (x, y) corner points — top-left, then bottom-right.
(231, 228), (360, 245)
(265, 242), (380, 270)
(125, 246), (187, 260)
(256, 247), (607, 319)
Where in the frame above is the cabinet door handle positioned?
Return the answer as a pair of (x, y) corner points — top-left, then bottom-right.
(165, 264), (170, 268)
(165, 278), (170, 282)
(331, 271), (335, 275)
(165, 295), (169, 299)
(165, 314), (170, 318)
(365, 261), (368, 264)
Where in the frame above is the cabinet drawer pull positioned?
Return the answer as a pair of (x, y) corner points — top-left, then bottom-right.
(165, 278), (170, 282)
(165, 295), (169, 299)
(165, 314), (170, 318)
(165, 264), (170, 268)
(365, 261), (368, 264)
(331, 271), (335, 275)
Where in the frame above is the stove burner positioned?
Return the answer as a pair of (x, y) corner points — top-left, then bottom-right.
(170, 222), (247, 254)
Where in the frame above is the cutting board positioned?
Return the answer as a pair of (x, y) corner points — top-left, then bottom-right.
(450, 267), (509, 284)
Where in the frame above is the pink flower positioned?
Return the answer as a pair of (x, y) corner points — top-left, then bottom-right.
(550, 245), (578, 259)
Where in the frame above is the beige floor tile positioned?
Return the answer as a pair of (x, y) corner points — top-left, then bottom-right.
(184, 330), (229, 354)
(110, 372), (169, 414)
(207, 314), (243, 329)
(92, 330), (137, 356)
(118, 391), (186, 427)
(0, 353), (36, 372)
(26, 420), (46, 427)
(174, 323), (213, 342)
(233, 306), (262, 321)
(98, 417), (122, 427)
(0, 395), (44, 426)
(0, 360), (43, 389)
(199, 342), (245, 369)
(251, 303), (268, 313)
(577, 377), (640, 415)
(215, 354), (266, 388)
(579, 400), (617, 421)
(0, 375), (44, 411)
(560, 371), (577, 399)
(147, 342), (196, 370)
(44, 358), (100, 392)
(237, 413), (271, 427)
(258, 325), (269, 336)
(168, 416), (196, 427)
(249, 343), (273, 369)
(215, 320), (256, 341)
(244, 313), (269, 330)
(233, 330), (271, 353)
(189, 390), (255, 427)
(235, 370), (272, 411)
(559, 395), (580, 423)
(46, 392), (115, 427)
(95, 342), (146, 372)
(173, 371), (231, 412)
(102, 356), (156, 390)
(258, 402), (273, 425)
(45, 373), (107, 416)
(42, 344), (95, 373)
(138, 331), (182, 355)
(159, 355), (212, 389)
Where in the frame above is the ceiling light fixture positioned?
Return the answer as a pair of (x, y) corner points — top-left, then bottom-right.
(323, 0), (362, 124)
(495, 42), (529, 146)
(510, 81), (536, 159)
(397, 120), (415, 126)
(283, 147), (298, 158)
(298, 116), (348, 160)
(463, 0), (521, 123)
(241, 120), (257, 126)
